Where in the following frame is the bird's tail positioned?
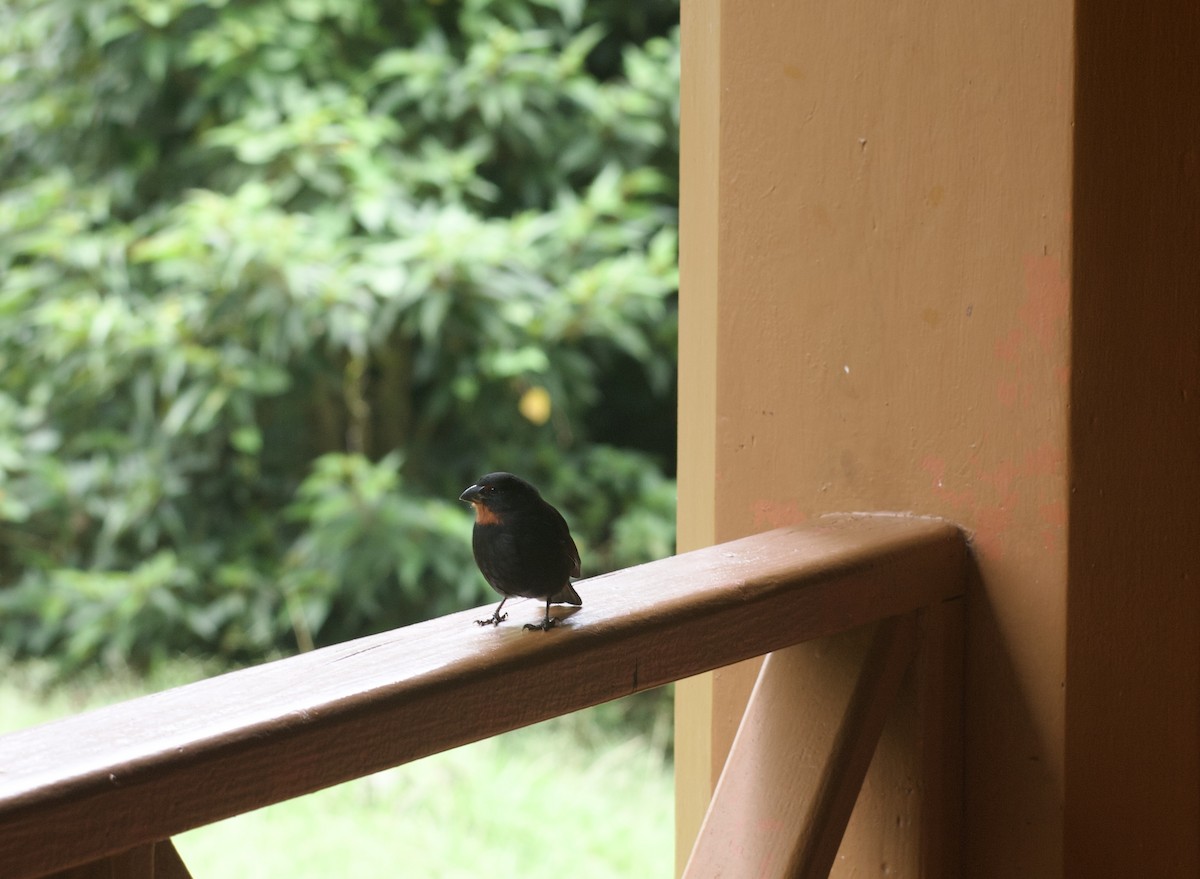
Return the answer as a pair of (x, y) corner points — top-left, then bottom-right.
(551, 582), (582, 606)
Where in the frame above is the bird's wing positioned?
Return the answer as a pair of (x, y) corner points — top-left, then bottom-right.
(542, 497), (583, 581)
(563, 531), (581, 579)
(544, 503), (581, 578)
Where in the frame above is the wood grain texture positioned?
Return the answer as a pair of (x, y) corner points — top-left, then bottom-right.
(46, 845), (135, 879)
(43, 847), (153, 879)
(0, 517), (965, 879)
(1067, 0), (1200, 873)
(44, 841), (191, 879)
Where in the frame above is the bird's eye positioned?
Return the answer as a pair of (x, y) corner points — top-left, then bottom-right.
(485, 484), (496, 493)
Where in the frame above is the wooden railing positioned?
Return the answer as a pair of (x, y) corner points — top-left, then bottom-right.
(0, 515), (967, 879)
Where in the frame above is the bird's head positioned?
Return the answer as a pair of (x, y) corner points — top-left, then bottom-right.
(459, 472), (543, 522)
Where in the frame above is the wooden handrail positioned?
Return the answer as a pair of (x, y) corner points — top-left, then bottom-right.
(0, 516), (967, 879)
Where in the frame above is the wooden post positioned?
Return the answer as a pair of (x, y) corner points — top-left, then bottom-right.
(675, 0), (725, 867)
(676, 0), (1199, 874)
(678, 0), (1073, 870)
(1066, 1), (1200, 874)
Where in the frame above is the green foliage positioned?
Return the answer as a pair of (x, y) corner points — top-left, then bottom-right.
(0, 0), (679, 672)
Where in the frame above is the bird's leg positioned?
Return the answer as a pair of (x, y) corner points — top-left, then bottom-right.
(523, 598), (558, 632)
(475, 597), (509, 627)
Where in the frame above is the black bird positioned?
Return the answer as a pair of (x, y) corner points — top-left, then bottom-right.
(459, 472), (581, 631)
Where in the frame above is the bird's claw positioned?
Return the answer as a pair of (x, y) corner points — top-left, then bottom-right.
(475, 612), (508, 627)
(523, 618), (559, 632)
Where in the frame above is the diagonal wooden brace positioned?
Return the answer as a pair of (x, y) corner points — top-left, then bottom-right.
(683, 613), (925, 878)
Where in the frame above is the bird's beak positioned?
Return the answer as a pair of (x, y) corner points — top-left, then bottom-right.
(459, 484), (482, 504)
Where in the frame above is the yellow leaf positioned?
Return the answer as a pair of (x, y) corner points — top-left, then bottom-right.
(518, 386), (552, 425)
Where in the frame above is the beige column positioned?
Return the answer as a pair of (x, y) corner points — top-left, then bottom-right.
(676, 0), (1199, 874)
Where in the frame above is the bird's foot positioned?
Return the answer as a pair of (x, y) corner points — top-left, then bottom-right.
(475, 612), (508, 627)
(523, 618), (559, 632)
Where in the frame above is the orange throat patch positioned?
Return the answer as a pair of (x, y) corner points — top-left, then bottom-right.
(472, 503), (502, 526)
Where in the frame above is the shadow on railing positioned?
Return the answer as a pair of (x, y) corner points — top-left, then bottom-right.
(0, 515), (967, 879)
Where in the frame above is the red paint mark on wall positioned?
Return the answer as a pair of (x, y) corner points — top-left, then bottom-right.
(973, 499), (1017, 560)
(1038, 500), (1068, 552)
(922, 443), (1065, 562)
(921, 455), (946, 485)
(1021, 254), (1070, 352)
(1039, 500), (1067, 526)
(751, 499), (807, 530)
(922, 455), (979, 511)
(995, 329), (1022, 363)
(980, 458), (1019, 498)
(922, 254), (1068, 560)
(996, 378), (1019, 409)
(1024, 442), (1066, 478)
(994, 253), (1070, 409)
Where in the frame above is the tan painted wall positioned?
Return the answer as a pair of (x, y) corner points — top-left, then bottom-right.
(678, 0), (1199, 874)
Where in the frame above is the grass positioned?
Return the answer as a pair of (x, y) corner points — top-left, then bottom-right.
(1, 660), (674, 878)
